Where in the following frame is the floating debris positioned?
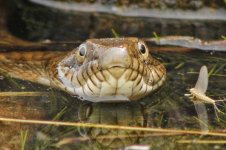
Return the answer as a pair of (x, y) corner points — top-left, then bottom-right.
(123, 145), (150, 150)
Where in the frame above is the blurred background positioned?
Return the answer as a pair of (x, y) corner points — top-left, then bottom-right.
(2, 0), (226, 41)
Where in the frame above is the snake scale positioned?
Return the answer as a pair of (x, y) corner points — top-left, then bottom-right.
(0, 38), (166, 102)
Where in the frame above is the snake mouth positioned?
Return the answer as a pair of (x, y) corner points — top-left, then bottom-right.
(106, 65), (128, 79)
(58, 58), (166, 102)
(107, 64), (126, 69)
(73, 61), (165, 101)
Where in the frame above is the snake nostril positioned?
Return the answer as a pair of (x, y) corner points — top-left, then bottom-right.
(93, 56), (98, 60)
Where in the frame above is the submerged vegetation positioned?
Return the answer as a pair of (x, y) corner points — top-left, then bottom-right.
(222, 36), (226, 40)
(111, 28), (120, 38)
(20, 130), (29, 150)
(153, 32), (160, 44)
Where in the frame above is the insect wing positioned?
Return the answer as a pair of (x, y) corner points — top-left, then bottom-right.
(194, 66), (208, 94)
(194, 102), (209, 132)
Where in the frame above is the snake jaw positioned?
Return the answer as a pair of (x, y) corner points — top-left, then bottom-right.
(70, 60), (165, 101)
(56, 38), (166, 102)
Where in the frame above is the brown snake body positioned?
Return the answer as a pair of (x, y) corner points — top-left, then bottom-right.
(0, 38), (166, 102)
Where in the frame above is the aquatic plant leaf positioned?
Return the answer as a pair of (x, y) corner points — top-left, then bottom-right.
(194, 103), (209, 132)
(194, 65), (208, 94)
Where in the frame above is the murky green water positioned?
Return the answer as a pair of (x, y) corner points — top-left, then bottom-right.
(0, 0), (226, 149)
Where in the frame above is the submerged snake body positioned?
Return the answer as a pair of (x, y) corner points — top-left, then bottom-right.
(0, 38), (166, 102)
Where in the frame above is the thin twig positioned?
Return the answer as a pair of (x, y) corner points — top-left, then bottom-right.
(0, 92), (48, 97)
(56, 132), (183, 147)
(0, 117), (226, 137)
(177, 140), (226, 144)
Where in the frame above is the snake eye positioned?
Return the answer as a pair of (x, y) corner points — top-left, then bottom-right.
(76, 43), (87, 64)
(139, 43), (146, 54)
(79, 44), (87, 57)
(138, 41), (148, 59)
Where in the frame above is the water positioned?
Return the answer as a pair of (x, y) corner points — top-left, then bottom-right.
(0, 50), (226, 149)
(0, 0), (226, 149)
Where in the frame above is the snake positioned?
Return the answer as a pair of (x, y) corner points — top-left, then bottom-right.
(0, 38), (166, 102)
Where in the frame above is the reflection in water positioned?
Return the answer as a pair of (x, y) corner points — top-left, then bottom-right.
(77, 102), (146, 149)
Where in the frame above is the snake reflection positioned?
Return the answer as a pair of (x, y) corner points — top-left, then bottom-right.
(77, 102), (147, 149)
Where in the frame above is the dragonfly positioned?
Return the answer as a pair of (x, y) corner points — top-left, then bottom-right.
(185, 65), (226, 131)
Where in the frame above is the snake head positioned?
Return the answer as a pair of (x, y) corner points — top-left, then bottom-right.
(57, 38), (166, 102)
